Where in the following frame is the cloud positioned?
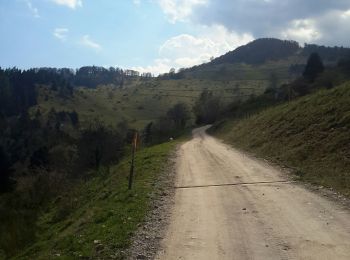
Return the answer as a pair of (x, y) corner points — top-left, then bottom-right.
(193, 0), (350, 34)
(280, 9), (350, 45)
(308, 9), (350, 46)
(157, 0), (207, 23)
(132, 58), (172, 75)
(25, 0), (40, 18)
(134, 25), (253, 75)
(51, 0), (82, 9)
(157, 0), (350, 46)
(53, 28), (69, 41)
(133, 0), (141, 6)
(80, 35), (102, 51)
(341, 9), (350, 18)
(281, 19), (321, 43)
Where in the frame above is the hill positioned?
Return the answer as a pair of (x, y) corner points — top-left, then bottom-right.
(211, 38), (300, 65)
(33, 77), (269, 129)
(33, 38), (350, 130)
(208, 38), (350, 66)
(176, 38), (350, 80)
(210, 81), (350, 195)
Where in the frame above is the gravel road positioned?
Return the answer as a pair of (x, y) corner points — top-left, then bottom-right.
(155, 126), (350, 260)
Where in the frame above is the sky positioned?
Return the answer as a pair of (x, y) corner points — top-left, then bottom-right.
(1, 0), (350, 75)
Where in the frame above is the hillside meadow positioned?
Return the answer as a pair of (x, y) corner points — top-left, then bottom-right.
(211, 81), (350, 196)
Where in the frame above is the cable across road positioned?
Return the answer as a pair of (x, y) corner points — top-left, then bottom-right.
(135, 93), (254, 99)
(142, 87), (260, 92)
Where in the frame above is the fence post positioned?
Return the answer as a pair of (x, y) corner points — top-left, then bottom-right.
(128, 131), (138, 190)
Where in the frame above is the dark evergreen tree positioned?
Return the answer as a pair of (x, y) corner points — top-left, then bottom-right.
(142, 122), (153, 145)
(166, 103), (190, 128)
(193, 90), (221, 124)
(303, 53), (324, 82)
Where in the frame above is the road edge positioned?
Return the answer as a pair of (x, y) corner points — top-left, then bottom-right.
(126, 144), (180, 260)
(207, 126), (350, 210)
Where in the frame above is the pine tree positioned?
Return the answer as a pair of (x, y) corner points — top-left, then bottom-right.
(303, 53), (324, 81)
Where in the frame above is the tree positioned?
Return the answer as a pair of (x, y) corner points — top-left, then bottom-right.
(77, 120), (124, 170)
(166, 103), (190, 129)
(303, 52), (324, 82)
(142, 122), (153, 145)
(29, 146), (49, 169)
(0, 145), (13, 193)
(69, 110), (79, 127)
(193, 90), (221, 124)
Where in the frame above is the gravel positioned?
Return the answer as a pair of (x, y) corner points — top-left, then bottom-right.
(126, 149), (178, 260)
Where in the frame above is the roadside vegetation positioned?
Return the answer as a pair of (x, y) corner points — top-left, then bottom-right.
(209, 54), (350, 196)
(11, 140), (179, 259)
(0, 67), (190, 258)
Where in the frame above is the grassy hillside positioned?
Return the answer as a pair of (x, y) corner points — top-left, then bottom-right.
(210, 82), (350, 196)
(179, 57), (302, 81)
(8, 140), (180, 259)
(180, 38), (350, 80)
(34, 77), (270, 129)
(30, 38), (350, 130)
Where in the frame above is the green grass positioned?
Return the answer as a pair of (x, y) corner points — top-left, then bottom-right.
(32, 56), (302, 131)
(33, 75), (273, 130)
(31, 56), (302, 131)
(12, 140), (180, 259)
(211, 81), (350, 196)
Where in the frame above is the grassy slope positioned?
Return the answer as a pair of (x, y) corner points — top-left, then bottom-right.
(13, 140), (180, 259)
(35, 78), (268, 129)
(33, 58), (298, 130)
(211, 82), (350, 196)
(183, 55), (304, 80)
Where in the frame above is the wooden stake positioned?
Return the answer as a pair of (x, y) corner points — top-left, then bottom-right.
(128, 131), (138, 190)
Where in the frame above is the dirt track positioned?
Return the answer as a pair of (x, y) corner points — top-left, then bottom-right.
(155, 126), (350, 260)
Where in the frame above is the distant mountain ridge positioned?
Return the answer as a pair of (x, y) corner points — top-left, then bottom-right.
(170, 38), (350, 80)
(211, 38), (300, 65)
(210, 38), (350, 66)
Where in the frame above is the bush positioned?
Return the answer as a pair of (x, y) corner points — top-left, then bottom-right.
(77, 120), (125, 171)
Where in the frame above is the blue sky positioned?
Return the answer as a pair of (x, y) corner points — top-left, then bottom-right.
(0, 0), (193, 73)
(1, 0), (350, 74)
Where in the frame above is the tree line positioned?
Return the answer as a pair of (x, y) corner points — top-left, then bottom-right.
(0, 66), (140, 257)
(0, 107), (129, 256)
(219, 52), (350, 123)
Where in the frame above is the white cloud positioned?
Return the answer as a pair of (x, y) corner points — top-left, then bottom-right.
(133, 0), (141, 6)
(157, 0), (207, 23)
(80, 35), (102, 51)
(53, 28), (69, 41)
(281, 19), (321, 43)
(132, 58), (172, 75)
(313, 9), (350, 46)
(134, 25), (253, 75)
(341, 9), (350, 19)
(25, 0), (40, 18)
(51, 0), (82, 9)
(280, 9), (350, 46)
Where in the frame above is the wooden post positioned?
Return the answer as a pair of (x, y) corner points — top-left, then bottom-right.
(128, 131), (138, 190)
